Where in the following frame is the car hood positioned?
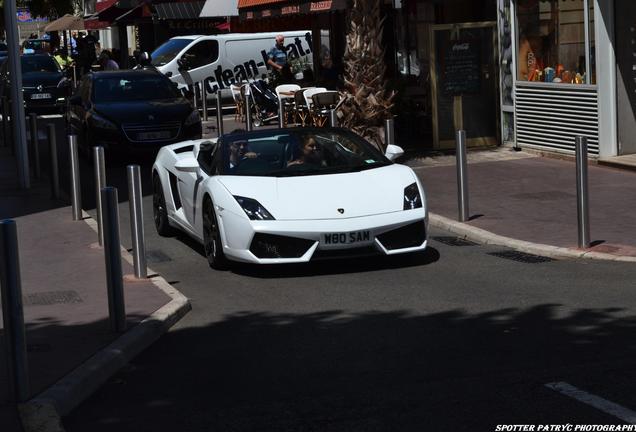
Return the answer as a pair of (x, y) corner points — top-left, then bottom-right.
(218, 164), (418, 220)
(22, 72), (64, 87)
(94, 99), (192, 124)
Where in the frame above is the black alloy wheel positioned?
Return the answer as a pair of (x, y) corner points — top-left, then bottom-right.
(153, 175), (174, 237)
(203, 198), (228, 270)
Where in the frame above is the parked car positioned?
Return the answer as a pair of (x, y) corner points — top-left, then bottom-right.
(0, 54), (68, 114)
(152, 128), (428, 269)
(68, 69), (202, 155)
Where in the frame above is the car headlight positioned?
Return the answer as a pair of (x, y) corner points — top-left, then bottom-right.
(184, 110), (200, 126)
(91, 113), (118, 131)
(234, 196), (275, 220)
(403, 183), (422, 210)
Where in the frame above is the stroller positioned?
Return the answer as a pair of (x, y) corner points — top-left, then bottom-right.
(246, 80), (279, 127)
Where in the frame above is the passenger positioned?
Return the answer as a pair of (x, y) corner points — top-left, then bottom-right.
(287, 135), (324, 167)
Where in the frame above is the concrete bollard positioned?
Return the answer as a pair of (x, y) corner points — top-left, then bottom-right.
(127, 165), (147, 279)
(101, 187), (126, 333)
(455, 130), (469, 222)
(0, 219), (30, 402)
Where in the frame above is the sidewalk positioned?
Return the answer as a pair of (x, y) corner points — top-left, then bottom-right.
(408, 148), (636, 259)
(0, 147), (190, 431)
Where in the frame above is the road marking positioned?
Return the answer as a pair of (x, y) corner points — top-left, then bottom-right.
(545, 381), (636, 423)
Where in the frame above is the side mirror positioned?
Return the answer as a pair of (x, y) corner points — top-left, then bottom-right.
(165, 71), (173, 78)
(68, 95), (82, 106)
(174, 157), (199, 173)
(384, 144), (404, 161)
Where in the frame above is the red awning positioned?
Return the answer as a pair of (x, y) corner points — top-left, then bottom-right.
(216, 21), (231, 31)
(95, 0), (118, 12)
(238, 0), (288, 9)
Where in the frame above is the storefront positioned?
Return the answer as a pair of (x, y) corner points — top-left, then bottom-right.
(498, 0), (631, 159)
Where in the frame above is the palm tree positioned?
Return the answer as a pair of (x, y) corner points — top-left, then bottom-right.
(339, 0), (395, 150)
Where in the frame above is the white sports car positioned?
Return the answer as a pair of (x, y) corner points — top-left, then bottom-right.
(152, 128), (428, 268)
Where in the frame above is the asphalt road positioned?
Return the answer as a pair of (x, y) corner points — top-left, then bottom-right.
(50, 143), (636, 431)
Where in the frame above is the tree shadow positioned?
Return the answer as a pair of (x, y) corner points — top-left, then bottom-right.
(61, 304), (636, 431)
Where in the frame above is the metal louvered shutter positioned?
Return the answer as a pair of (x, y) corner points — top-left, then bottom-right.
(515, 83), (599, 156)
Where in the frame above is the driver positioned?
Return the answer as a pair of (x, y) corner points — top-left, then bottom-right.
(228, 139), (257, 171)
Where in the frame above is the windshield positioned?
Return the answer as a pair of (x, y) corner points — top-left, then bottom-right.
(151, 39), (191, 66)
(220, 129), (390, 177)
(93, 75), (181, 103)
(21, 56), (60, 73)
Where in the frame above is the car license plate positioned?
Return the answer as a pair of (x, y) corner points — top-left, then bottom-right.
(137, 131), (171, 141)
(322, 230), (371, 247)
(31, 93), (51, 100)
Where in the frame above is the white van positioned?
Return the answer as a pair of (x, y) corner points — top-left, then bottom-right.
(150, 31), (313, 93)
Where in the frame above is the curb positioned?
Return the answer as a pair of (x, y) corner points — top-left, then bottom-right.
(18, 210), (192, 432)
(429, 213), (636, 263)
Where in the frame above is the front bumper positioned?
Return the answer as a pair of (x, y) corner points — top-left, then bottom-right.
(217, 208), (428, 264)
(89, 122), (202, 153)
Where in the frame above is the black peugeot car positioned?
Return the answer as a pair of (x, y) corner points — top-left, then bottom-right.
(68, 69), (202, 155)
(0, 54), (68, 114)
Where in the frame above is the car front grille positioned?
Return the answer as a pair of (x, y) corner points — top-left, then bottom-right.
(376, 221), (427, 250)
(122, 121), (181, 143)
(249, 233), (315, 259)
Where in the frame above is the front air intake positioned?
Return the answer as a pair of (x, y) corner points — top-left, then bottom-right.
(376, 221), (426, 250)
(250, 233), (315, 259)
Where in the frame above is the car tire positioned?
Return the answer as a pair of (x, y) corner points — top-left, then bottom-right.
(153, 174), (174, 237)
(203, 197), (228, 270)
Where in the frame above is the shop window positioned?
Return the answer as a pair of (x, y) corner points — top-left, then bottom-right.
(517, 0), (593, 85)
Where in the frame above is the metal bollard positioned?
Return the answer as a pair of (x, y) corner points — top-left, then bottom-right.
(1, 96), (7, 147)
(93, 146), (107, 246)
(456, 130), (469, 222)
(329, 109), (338, 127)
(245, 87), (253, 132)
(216, 90), (224, 137)
(69, 135), (82, 221)
(101, 187), (126, 333)
(2, 97), (10, 153)
(29, 113), (40, 179)
(127, 165), (147, 279)
(0, 220), (30, 402)
(575, 136), (591, 248)
(201, 81), (208, 122)
(278, 98), (285, 128)
(47, 124), (60, 199)
(385, 117), (395, 147)
(72, 64), (77, 88)
(192, 83), (198, 111)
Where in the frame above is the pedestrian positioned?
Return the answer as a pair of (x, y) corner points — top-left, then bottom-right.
(267, 34), (292, 86)
(99, 50), (119, 71)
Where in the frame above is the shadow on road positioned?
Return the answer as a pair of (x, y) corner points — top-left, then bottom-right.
(62, 304), (636, 431)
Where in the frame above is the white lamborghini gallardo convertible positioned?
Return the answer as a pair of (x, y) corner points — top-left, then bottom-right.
(152, 127), (428, 269)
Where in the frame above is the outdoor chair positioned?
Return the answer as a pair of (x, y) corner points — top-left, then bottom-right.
(311, 91), (340, 127)
(303, 87), (327, 126)
(231, 84), (245, 122)
(293, 88), (311, 127)
(275, 84), (300, 127)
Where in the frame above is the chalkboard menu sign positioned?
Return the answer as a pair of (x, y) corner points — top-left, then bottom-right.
(442, 39), (481, 96)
